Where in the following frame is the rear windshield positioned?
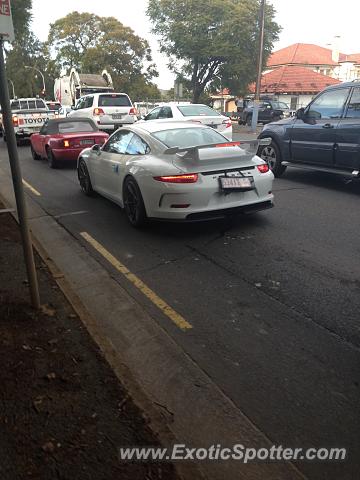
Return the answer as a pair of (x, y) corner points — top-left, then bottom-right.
(58, 121), (96, 134)
(98, 94), (131, 107)
(177, 105), (220, 117)
(47, 103), (62, 111)
(152, 127), (227, 149)
(11, 99), (46, 110)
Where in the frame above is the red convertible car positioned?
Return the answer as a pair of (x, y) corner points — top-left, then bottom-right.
(30, 117), (109, 168)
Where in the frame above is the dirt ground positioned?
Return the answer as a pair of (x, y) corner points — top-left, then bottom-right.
(0, 205), (179, 480)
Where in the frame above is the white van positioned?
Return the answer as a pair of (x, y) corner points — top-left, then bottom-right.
(68, 92), (137, 131)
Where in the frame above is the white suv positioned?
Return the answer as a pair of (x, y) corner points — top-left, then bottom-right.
(68, 92), (137, 131)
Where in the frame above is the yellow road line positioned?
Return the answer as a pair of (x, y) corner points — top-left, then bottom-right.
(80, 231), (193, 331)
(22, 179), (41, 196)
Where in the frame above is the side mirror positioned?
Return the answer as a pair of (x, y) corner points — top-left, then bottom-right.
(296, 108), (305, 119)
(92, 144), (101, 152)
(71, 105), (75, 110)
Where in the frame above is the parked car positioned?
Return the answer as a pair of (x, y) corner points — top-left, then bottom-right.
(138, 102), (233, 140)
(257, 80), (360, 178)
(77, 122), (273, 227)
(68, 92), (137, 132)
(239, 100), (291, 126)
(30, 117), (108, 168)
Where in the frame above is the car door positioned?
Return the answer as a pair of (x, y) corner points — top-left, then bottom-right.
(335, 86), (360, 170)
(70, 97), (85, 118)
(91, 130), (134, 200)
(81, 96), (94, 119)
(290, 87), (350, 166)
(34, 124), (48, 157)
(259, 102), (271, 122)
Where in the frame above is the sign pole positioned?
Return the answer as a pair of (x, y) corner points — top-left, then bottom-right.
(251, 0), (266, 133)
(0, 36), (41, 309)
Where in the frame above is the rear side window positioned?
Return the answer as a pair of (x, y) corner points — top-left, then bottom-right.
(36, 100), (46, 109)
(177, 105), (220, 117)
(126, 134), (150, 155)
(98, 94), (131, 107)
(345, 87), (360, 118)
(11, 100), (20, 110)
(103, 130), (133, 154)
(58, 121), (96, 133)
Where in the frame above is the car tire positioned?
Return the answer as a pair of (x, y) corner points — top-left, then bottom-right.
(258, 140), (286, 177)
(47, 148), (58, 169)
(78, 159), (94, 196)
(246, 115), (252, 127)
(123, 177), (147, 228)
(30, 144), (41, 160)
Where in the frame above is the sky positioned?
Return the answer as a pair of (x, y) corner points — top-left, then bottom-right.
(31, 0), (360, 90)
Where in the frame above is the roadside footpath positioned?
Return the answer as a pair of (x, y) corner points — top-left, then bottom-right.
(0, 203), (179, 480)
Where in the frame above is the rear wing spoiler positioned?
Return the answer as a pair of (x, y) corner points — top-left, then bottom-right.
(164, 137), (271, 156)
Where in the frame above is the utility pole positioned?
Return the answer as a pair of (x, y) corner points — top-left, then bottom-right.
(251, 0), (265, 133)
(25, 65), (46, 97)
(0, 36), (41, 309)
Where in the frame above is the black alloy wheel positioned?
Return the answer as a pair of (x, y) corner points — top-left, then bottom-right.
(123, 177), (147, 228)
(78, 159), (94, 196)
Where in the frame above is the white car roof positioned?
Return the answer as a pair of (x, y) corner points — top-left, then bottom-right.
(133, 121), (211, 134)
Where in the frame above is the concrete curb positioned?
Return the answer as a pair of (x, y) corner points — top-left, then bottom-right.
(0, 166), (307, 480)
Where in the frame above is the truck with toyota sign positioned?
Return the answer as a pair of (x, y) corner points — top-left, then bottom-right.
(1, 98), (57, 144)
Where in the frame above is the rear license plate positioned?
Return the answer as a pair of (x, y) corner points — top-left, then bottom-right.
(220, 176), (253, 190)
(80, 139), (94, 145)
(112, 114), (124, 119)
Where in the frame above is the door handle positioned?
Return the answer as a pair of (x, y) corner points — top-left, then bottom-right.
(322, 123), (334, 129)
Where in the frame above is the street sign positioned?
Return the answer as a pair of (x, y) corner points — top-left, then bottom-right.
(0, 0), (15, 42)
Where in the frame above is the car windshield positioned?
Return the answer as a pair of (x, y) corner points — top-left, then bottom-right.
(98, 94), (131, 107)
(271, 101), (289, 109)
(177, 105), (220, 117)
(152, 127), (228, 148)
(58, 121), (96, 133)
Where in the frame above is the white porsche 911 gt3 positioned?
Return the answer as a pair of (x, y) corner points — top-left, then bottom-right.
(77, 122), (274, 227)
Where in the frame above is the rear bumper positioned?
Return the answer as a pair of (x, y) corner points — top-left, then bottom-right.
(152, 200), (274, 222)
(185, 200), (273, 221)
(52, 148), (84, 161)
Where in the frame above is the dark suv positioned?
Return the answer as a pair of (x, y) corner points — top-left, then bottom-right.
(257, 81), (360, 178)
(239, 99), (291, 126)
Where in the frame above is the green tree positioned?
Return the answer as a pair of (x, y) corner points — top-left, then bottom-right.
(147, 0), (280, 102)
(47, 12), (158, 98)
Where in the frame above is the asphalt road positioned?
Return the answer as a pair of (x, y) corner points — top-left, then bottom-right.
(1, 135), (359, 479)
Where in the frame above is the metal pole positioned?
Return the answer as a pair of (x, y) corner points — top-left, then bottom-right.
(251, 0), (265, 132)
(0, 38), (40, 309)
(25, 65), (45, 95)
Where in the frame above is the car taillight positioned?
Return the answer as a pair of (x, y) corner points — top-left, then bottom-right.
(215, 141), (241, 148)
(12, 115), (18, 127)
(154, 173), (198, 183)
(257, 164), (270, 173)
(93, 107), (105, 116)
(129, 107), (137, 115)
(222, 119), (232, 128)
(63, 140), (70, 147)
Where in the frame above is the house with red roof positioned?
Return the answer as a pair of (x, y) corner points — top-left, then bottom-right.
(251, 42), (360, 110)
